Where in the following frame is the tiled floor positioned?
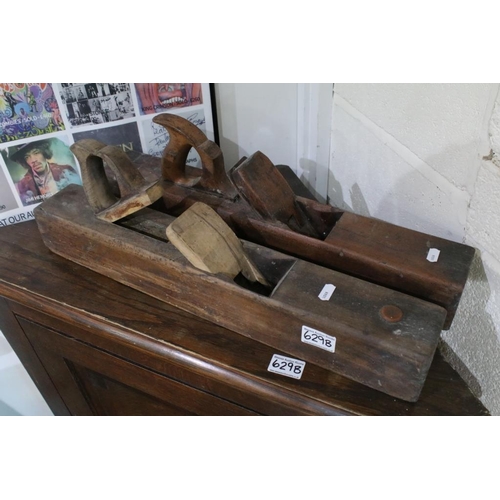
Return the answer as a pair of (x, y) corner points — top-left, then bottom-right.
(0, 330), (53, 416)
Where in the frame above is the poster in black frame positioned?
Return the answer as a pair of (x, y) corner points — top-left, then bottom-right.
(0, 82), (218, 227)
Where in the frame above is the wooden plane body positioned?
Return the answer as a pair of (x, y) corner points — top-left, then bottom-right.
(34, 184), (447, 402)
(157, 168), (474, 331)
(123, 115), (474, 331)
(32, 116), (476, 402)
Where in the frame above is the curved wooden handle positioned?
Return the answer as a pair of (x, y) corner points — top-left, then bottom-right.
(153, 113), (238, 199)
(70, 139), (162, 222)
(230, 151), (320, 238)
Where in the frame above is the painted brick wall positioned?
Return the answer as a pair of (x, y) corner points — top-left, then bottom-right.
(329, 83), (500, 415)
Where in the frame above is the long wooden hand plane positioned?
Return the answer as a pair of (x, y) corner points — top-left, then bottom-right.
(151, 113), (475, 329)
(34, 184), (447, 402)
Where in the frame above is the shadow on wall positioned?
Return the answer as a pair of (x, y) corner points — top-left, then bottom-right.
(219, 137), (248, 171)
(327, 170), (499, 414)
(327, 170), (370, 216)
(327, 131), (479, 240)
(297, 158), (319, 202)
(328, 164), (466, 241)
(441, 251), (500, 415)
(296, 158), (328, 204)
(0, 400), (21, 416)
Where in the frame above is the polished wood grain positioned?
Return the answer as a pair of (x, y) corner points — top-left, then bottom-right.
(20, 317), (258, 416)
(0, 221), (488, 415)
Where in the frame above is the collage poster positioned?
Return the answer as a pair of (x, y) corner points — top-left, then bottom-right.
(0, 83), (215, 227)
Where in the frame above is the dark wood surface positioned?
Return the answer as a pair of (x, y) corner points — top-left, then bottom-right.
(0, 221), (489, 415)
(0, 221), (488, 415)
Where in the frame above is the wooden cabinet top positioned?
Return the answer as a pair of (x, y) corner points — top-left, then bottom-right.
(0, 221), (489, 415)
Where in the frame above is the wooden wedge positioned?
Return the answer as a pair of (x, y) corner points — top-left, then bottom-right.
(166, 202), (269, 287)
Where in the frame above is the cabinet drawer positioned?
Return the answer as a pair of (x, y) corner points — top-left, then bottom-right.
(18, 317), (259, 416)
(10, 302), (347, 415)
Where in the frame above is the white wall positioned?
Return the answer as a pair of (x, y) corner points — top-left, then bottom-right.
(330, 83), (500, 415)
(214, 83), (332, 201)
(215, 83), (299, 169)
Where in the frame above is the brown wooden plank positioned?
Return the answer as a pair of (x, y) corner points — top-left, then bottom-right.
(271, 259), (445, 401)
(324, 212), (476, 329)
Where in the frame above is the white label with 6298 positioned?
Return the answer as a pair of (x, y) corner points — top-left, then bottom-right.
(301, 325), (336, 353)
(268, 354), (306, 379)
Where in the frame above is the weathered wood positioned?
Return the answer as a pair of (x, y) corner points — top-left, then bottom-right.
(34, 184), (448, 402)
(70, 139), (162, 222)
(147, 114), (475, 329)
(153, 113), (238, 198)
(166, 202), (269, 287)
(0, 221), (488, 415)
(230, 151), (320, 238)
(159, 176), (474, 330)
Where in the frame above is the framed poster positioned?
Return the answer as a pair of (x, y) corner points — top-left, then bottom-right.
(0, 83), (217, 227)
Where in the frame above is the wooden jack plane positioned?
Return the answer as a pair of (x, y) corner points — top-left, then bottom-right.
(153, 113), (475, 330)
